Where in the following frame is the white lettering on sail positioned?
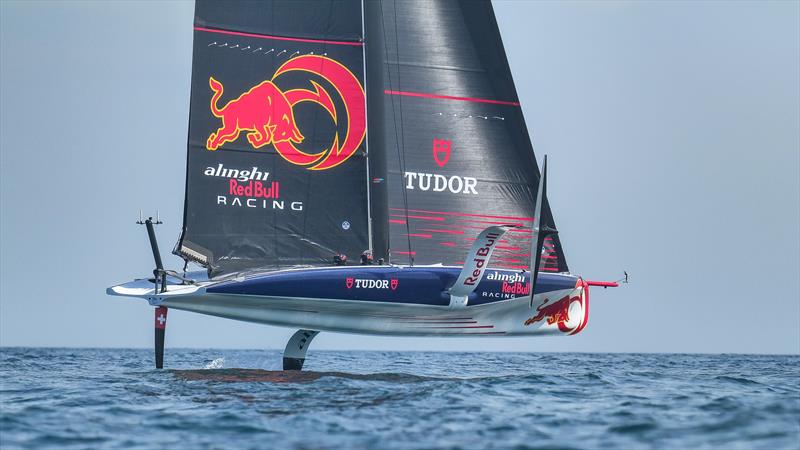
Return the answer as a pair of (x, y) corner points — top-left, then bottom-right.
(204, 164), (270, 182)
(216, 195), (304, 211)
(403, 172), (478, 195)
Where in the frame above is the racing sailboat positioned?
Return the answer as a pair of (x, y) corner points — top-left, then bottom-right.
(108, 0), (618, 370)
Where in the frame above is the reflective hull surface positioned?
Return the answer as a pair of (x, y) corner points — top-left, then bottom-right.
(108, 266), (589, 337)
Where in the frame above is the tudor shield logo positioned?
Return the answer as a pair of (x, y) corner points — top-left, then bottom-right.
(206, 55), (366, 171)
(432, 138), (451, 168)
(404, 137), (479, 194)
(345, 278), (399, 290)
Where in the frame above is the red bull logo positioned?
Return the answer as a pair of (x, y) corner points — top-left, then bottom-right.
(207, 79), (303, 150)
(524, 294), (582, 333)
(206, 55), (366, 171)
(463, 231), (501, 286)
(501, 281), (530, 295)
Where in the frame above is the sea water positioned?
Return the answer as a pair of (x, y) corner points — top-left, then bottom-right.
(0, 348), (797, 449)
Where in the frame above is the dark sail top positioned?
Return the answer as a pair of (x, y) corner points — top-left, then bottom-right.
(177, 0), (370, 275)
(364, 0), (568, 272)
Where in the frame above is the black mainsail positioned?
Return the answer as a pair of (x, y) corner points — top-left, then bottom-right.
(176, 0), (567, 276)
(177, 0), (370, 275)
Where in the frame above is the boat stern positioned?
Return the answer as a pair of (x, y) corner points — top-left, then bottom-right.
(522, 277), (589, 336)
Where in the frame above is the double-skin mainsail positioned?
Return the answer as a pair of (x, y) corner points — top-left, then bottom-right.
(176, 0), (567, 277)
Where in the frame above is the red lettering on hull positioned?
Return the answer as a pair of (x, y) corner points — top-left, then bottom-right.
(501, 281), (530, 295)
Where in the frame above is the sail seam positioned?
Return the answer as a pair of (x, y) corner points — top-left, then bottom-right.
(383, 60), (487, 74)
(384, 90), (520, 106)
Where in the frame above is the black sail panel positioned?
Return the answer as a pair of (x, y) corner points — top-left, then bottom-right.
(177, 0), (369, 275)
(194, 0), (362, 42)
(366, 0), (568, 272)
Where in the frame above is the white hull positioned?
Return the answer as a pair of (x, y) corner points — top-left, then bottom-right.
(108, 270), (590, 337)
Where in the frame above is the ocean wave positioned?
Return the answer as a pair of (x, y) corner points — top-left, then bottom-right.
(1, 348), (798, 450)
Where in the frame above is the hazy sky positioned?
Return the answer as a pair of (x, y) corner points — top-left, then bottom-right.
(1, 1), (798, 354)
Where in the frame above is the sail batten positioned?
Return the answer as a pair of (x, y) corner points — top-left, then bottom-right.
(384, 90), (521, 106)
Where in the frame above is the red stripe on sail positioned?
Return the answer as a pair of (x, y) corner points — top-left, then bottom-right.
(417, 228), (465, 235)
(493, 257), (523, 263)
(195, 26), (364, 47)
(391, 214), (445, 221)
(489, 263), (531, 269)
(458, 219), (527, 227)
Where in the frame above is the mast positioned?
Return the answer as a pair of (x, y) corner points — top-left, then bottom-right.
(361, 0), (373, 255)
(364, 0), (390, 263)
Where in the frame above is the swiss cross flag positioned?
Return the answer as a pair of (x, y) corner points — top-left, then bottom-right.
(154, 307), (168, 330)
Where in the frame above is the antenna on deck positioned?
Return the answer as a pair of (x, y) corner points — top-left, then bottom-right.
(137, 211), (166, 293)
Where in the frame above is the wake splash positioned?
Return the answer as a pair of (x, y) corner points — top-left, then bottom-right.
(172, 368), (442, 383)
(204, 357), (225, 369)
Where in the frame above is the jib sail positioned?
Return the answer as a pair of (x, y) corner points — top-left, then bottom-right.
(363, 0), (569, 272)
(176, 0), (370, 275)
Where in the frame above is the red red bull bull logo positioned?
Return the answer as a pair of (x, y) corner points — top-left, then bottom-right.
(207, 79), (303, 150)
(501, 281), (530, 296)
(524, 291), (586, 335)
(205, 55), (366, 171)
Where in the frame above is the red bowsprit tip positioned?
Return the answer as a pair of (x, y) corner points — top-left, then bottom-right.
(585, 281), (620, 288)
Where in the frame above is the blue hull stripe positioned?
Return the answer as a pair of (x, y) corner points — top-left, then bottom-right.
(207, 267), (577, 306)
